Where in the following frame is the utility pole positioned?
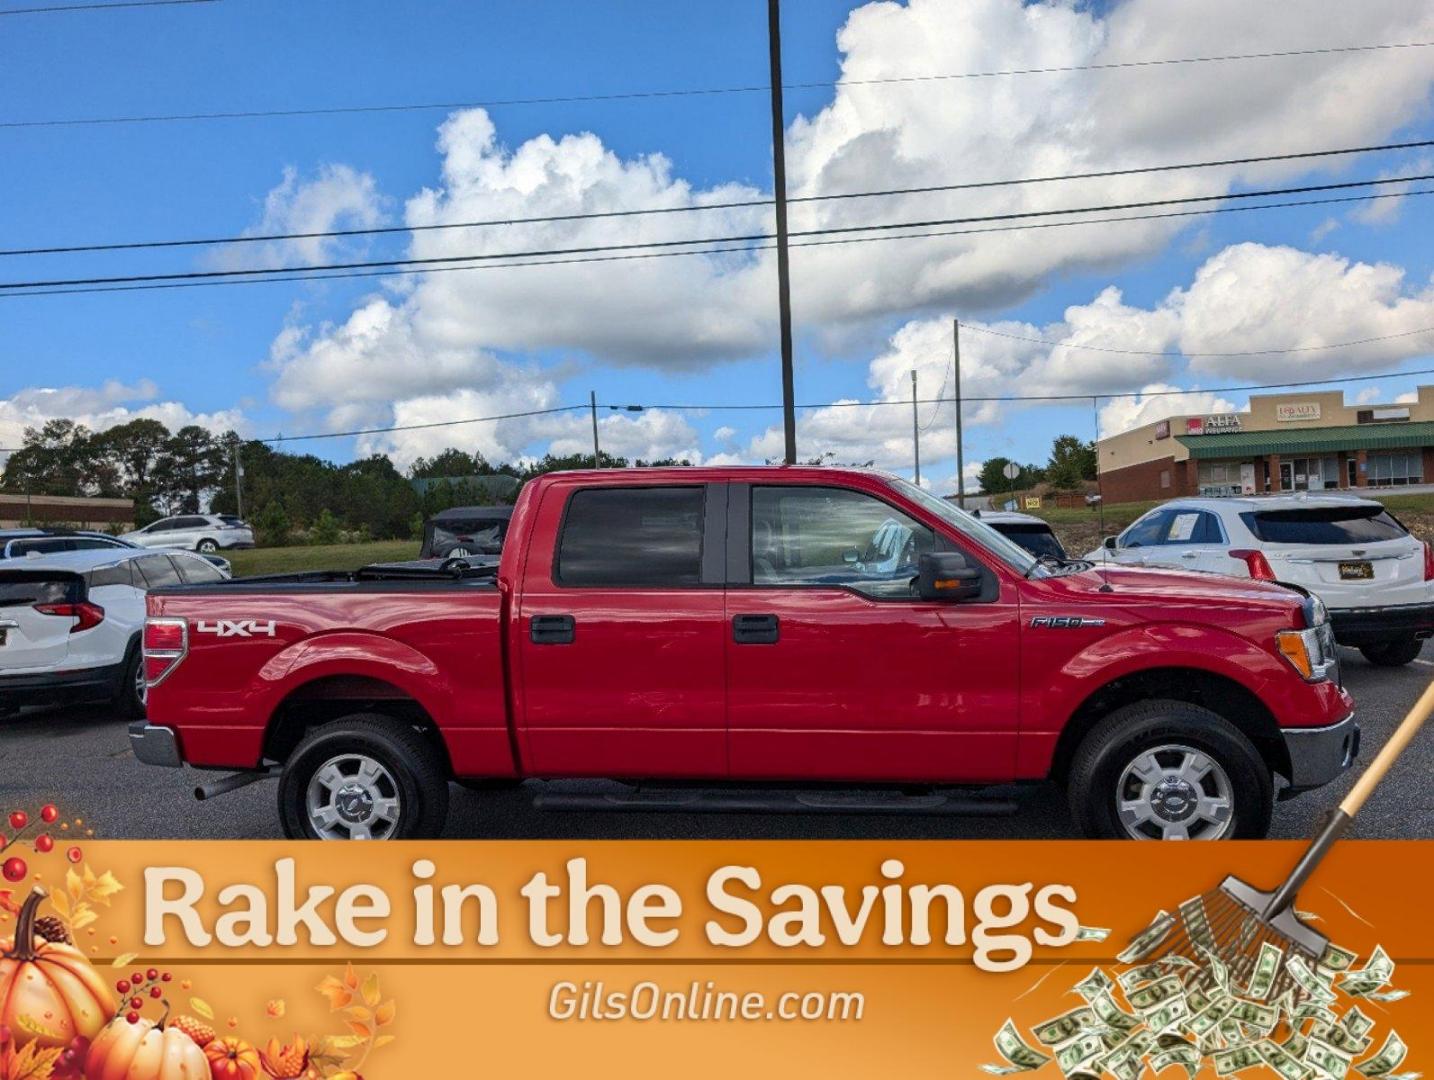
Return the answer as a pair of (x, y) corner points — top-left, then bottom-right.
(232, 441), (244, 519)
(590, 390), (601, 469)
(911, 369), (921, 485)
(767, 0), (797, 465)
(953, 319), (965, 507)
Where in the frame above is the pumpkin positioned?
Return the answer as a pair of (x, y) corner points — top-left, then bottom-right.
(204, 1036), (262, 1080)
(85, 1014), (208, 1080)
(0, 888), (114, 1050)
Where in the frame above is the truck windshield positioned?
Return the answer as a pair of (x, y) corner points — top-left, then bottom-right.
(885, 478), (1044, 576)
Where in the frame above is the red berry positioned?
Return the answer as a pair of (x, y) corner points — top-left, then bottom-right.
(40, 805), (58, 824)
(131, 972), (143, 986)
(161, 972), (172, 982)
(150, 986), (162, 999)
(116, 980), (130, 994)
(34, 835), (53, 853)
(1, 857), (26, 883)
(66, 846), (82, 864)
(125, 1012), (139, 1025)
(0, 833), (7, 848)
(129, 997), (143, 1010)
(8, 812), (26, 831)
(146, 968), (158, 981)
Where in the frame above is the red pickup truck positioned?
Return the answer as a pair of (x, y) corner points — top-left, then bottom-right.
(132, 467), (1358, 841)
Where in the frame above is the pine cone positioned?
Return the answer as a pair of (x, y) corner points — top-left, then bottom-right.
(33, 915), (70, 944)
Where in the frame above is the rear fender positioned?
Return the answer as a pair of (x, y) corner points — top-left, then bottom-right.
(257, 631), (452, 723)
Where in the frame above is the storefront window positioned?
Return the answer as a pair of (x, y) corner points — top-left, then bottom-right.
(1367, 451), (1424, 487)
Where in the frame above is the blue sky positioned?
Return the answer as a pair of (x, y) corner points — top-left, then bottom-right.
(3, 0), (1433, 490)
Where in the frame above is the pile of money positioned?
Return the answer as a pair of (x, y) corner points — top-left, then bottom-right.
(983, 903), (1415, 1080)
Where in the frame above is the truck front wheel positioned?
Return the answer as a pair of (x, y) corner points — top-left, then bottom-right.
(1066, 700), (1272, 840)
(278, 715), (450, 840)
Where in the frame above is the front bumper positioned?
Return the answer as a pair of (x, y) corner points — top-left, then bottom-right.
(129, 720), (183, 767)
(1279, 712), (1360, 798)
(1328, 602), (1434, 646)
(0, 663), (124, 712)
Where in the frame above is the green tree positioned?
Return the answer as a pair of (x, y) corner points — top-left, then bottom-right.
(95, 418), (171, 522)
(311, 508), (341, 545)
(1045, 435), (1097, 491)
(252, 501), (291, 547)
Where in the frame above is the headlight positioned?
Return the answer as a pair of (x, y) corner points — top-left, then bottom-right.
(1278, 627), (1335, 682)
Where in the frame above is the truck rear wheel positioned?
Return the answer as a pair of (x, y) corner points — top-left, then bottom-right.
(1066, 700), (1272, 840)
(278, 715), (449, 840)
(1358, 636), (1422, 667)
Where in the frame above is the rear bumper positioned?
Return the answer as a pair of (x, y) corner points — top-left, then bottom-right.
(0, 663), (123, 711)
(1328, 602), (1434, 646)
(1279, 711), (1360, 798)
(129, 720), (182, 767)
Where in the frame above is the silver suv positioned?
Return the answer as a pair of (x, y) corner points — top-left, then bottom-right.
(122, 514), (254, 554)
(1087, 494), (1434, 665)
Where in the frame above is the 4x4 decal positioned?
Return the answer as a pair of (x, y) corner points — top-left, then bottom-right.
(195, 619), (277, 638)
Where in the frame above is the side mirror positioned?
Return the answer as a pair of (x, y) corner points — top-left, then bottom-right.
(842, 548), (861, 565)
(1103, 535), (1118, 551)
(917, 551), (982, 601)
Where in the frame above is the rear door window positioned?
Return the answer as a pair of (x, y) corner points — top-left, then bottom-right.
(1241, 506), (1409, 544)
(87, 562), (137, 589)
(556, 487), (704, 587)
(1120, 511), (1171, 548)
(1162, 510), (1224, 544)
(173, 554), (225, 583)
(134, 554), (182, 588)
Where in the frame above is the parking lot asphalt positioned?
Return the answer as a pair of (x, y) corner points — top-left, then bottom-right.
(3, 644), (1432, 841)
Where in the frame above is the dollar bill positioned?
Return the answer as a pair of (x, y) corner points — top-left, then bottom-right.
(1075, 925), (1112, 942)
(1259, 1038), (1313, 1080)
(1073, 967), (1114, 1002)
(1295, 1001), (1339, 1028)
(1363, 989), (1409, 1004)
(1151, 1044), (1201, 1079)
(1146, 997), (1191, 1034)
(1118, 911), (1176, 964)
(1091, 991), (1142, 1034)
(1128, 975), (1185, 1014)
(1356, 1032), (1407, 1078)
(1188, 997), (1237, 1039)
(1288, 955), (1339, 1005)
(1313, 1021), (1373, 1057)
(1033, 1007), (1099, 1047)
(1246, 941), (1284, 1001)
(1282, 1031), (1309, 1060)
(1119, 963), (1169, 992)
(1343, 1007), (1376, 1040)
(1320, 943), (1358, 973)
(1340, 947), (1394, 997)
(1214, 1045), (1264, 1076)
(1056, 1033), (1107, 1076)
(1307, 1038), (1354, 1080)
(1227, 999), (1279, 1034)
(986, 1019), (1054, 1074)
(1179, 895), (1217, 951)
(1200, 945), (1232, 993)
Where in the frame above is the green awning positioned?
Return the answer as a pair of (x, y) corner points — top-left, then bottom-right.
(1175, 421), (1434, 459)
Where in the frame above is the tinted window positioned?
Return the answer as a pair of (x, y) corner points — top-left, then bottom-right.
(7, 538), (72, 556)
(218, 515), (245, 526)
(87, 562), (136, 589)
(173, 554), (225, 583)
(1241, 507), (1408, 545)
(1159, 510), (1224, 545)
(1120, 512), (1170, 548)
(70, 537), (123, 551)
(0, 576), (77, 606)
(146, 519), (176, 533)
(135, 554), (182, 588)
(556, 487), (704, 587)
(751, 486), (936, 599)
(992, 524), (1066, 559)
(174, 517), (208, 529)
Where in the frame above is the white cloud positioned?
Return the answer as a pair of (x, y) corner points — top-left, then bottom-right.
(1096, 386), (1240, 439)
(1354, 386), (1383, 405)
(1349, 156), (1434, 226)
(214, 164), (386, 270)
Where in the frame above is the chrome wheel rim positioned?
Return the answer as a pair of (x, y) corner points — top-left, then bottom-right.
(1115, 744), (1234, 841)
(134, 658), (147, 706)
(305, 754), (401, 840)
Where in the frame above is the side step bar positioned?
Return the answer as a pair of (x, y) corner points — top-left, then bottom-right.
(533, 786), (1019, 817)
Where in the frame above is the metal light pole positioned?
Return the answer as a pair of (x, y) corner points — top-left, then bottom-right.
(590, 390), (601, 469)
(767, 0), (797, 464)
(233, 441), (244, 520)
(911, 369), (921, 485)
(953, 319), (965, 506)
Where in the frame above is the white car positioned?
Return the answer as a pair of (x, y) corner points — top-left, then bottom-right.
(122, 513), (254, 553)
(0, 547), (227, 716)
(1086, 494), (1434, 665)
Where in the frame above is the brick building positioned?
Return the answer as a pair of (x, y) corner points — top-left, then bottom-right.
(0, 493), (135, 530)
(1098, 387), (1434, 503)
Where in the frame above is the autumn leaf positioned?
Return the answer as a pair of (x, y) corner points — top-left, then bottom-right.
(70, 908), (97, 931)
(373, 1000), (395, 1027)
(360, 972), (381, 1008)
(86, 869), (123, 905)
(190, 997), (215, 1020)
(3, 1041), (64, 1080)
(266, 999), (286, 1019)
(65, 868), (83, 905)
(47, 891), (69, 920)
(345, 1021), (372, 1040)
(315, 975), (353, 1011)
(342, 1006), (371, 1025)
(0, 890), (19, 917)
(322, 1035), (365, 1052)
(110, 952), (138, 968)
(373, 1034), (396, 1050)
(342, 963), (358, 990)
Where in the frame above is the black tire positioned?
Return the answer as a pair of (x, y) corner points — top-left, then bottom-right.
(1066, 700), (1272, 840)
(278, 714), (449, 840)
(116, 640), (146, 719)
(196, 538), (219, 553)
(1358, 636), (1423, 667)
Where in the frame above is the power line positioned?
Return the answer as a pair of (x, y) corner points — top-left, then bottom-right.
(4, 39), (1431, 129)
(4, 185), (1429, 299)
(0, 0), (215, 13)
(264, 405), (588, 444)
(2, 173), (1425, 292)
(961, 324), (1434, 359)
(7, 137), (1429, 259)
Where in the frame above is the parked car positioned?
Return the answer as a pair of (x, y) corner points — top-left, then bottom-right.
(122, 514), (254, 553)
(1085, 494), (1434, 665)
(0, 528), (232, 577)
(975, 510), (1068, 560)
(0, 547), (228, 716)
(134, 467), (1356, 842)
(420, 506), (513, 559)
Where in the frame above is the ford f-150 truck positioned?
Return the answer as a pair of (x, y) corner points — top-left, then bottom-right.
(131, 467), (1358, 841)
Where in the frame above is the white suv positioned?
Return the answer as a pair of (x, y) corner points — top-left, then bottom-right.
(1087, 494), (1434, 665)
(0, 547), (226, 716)
(122, 513), (254, 553)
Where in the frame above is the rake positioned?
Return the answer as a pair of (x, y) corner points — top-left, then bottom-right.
(1134, 679), (1434, 1004)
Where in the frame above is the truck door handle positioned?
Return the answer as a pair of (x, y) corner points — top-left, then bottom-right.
(732, 613), (779, 644)
(530, 614), (575, 645)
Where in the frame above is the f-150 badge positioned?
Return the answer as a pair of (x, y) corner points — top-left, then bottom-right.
(1029, 616), (1106, 629)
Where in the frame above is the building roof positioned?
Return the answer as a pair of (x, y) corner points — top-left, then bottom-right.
(1175, 421), (1434, 459)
